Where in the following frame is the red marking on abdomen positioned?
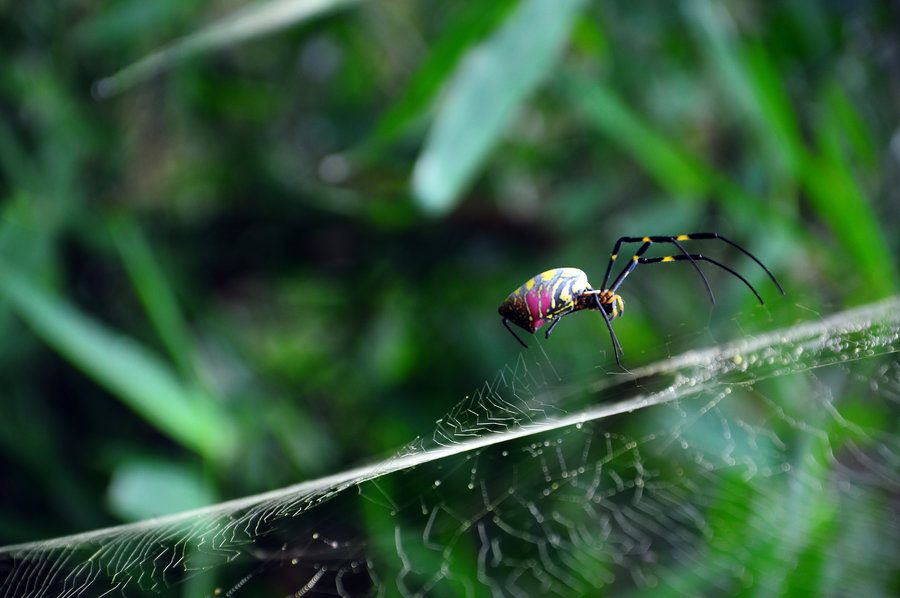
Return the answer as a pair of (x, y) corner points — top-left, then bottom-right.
(524, 286), (553, 332)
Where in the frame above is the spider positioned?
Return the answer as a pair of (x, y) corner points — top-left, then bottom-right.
(498, 233), (784, 364)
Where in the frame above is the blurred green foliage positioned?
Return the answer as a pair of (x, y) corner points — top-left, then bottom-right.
(0, 0), (897, 555)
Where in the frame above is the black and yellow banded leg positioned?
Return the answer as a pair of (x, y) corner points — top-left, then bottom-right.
(638, 253), (766, 304)
(602, 235), (712, 301)
(672, 233), (785, 294)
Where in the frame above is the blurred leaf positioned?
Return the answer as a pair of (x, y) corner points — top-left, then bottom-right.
(570, 13), (610, 58)
(741, 40), (807, 176)
(677, 1), (894, 298)
(559, 69), (799, 290)
(802, 107), (896, 298)
(561, 71), (712, 199)
(365, 0), (517, 149)
(411, 0), (587, 215)
(684, 0), (808, 183)
(0, 263), (236, 462)
(682, 1), (761, 124)
(74, 1), (197, 51)
(108, 216), (197, 381)
(94, 0), (361, 98)
(107, 459), (217, 522)
(822, 81), (877, 167)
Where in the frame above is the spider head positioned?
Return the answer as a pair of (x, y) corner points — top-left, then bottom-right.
(602, 291), (625, 319)
(579, 290), (625, 319)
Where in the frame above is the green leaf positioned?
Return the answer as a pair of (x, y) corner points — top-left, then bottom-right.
(412, 0), (587, 215)
(683, 1), (809, 183)
(802, 111), (896, 297)
(108, 216), (197, 381)
(0, 263), (235, 461)
(366, 0), (518, 149)
(94, 0), (361, 97)
(107, 458), (217, 521)
(822, 81), (877, 167)
(561, 71), (713, 199)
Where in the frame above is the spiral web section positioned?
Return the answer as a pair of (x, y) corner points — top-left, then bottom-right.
(1, 297), (899, 597)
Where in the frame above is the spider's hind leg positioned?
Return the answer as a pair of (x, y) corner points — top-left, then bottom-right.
(503, 318), (529, 348)
(544, 317), (563, 339)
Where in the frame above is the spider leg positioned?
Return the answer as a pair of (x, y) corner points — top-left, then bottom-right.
(678, 232), (785, 295)
(601, 237), (628, 290)
(605, 240), (648, 294)
(639, 254), (765, 304)
(606, 237), (713, 302)
(502, 318), (529, 348)
(544, 316), (563, 339)
(593, 294), (623, 365)
(669, 237), (714, 302)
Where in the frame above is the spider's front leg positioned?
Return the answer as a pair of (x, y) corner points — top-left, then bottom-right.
(601, 290), (625, 318)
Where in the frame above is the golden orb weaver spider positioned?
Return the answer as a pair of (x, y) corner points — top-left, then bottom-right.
(498, 233), (784, 365)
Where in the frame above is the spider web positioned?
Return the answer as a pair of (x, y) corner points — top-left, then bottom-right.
(1, 297), (898, 597)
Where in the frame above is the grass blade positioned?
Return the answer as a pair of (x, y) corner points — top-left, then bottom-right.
(365, 0), (518, 149)
(94, 0), (359, 98)
(411, 0), (587, 215)
(0, 263), (235, 461)
(108, 216), (197, 381)
(560, 71), (713, 199)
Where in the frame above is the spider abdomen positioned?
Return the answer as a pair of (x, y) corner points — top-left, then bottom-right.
(498, 267), (590, 333)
